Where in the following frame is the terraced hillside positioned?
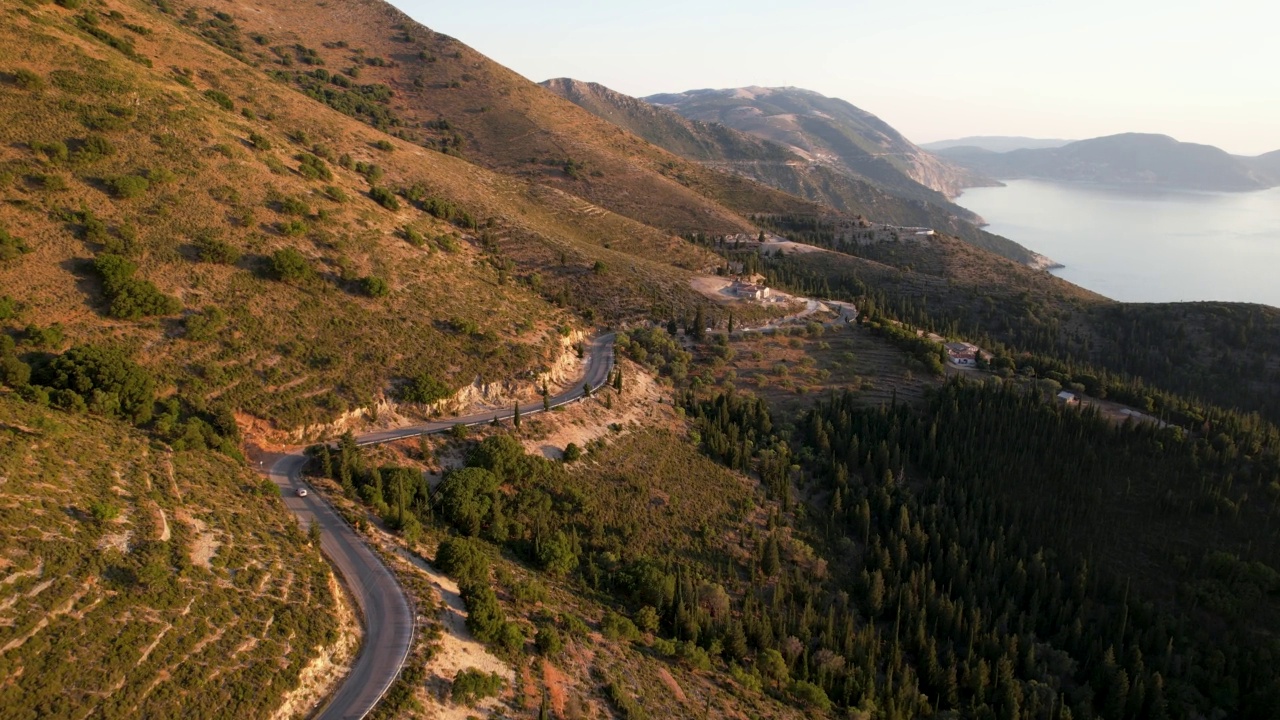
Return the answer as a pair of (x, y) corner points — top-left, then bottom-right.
(0, 396), (341, 719)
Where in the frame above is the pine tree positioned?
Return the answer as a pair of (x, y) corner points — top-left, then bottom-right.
(513, 401), (521, 428)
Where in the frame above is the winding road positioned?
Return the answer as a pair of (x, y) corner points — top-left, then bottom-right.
(267, 334), (614, 720)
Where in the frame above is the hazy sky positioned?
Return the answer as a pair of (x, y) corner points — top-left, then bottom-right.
(390, 0), (1277, 156)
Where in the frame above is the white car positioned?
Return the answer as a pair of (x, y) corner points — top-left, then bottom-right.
(296, 487), (309, 498)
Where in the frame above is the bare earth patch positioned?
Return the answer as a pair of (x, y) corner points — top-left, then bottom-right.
(520, 360), (670, 461)
(657, 666), (689, 703)
(176, 510), (220, 570)
(393, 546), (514, 720)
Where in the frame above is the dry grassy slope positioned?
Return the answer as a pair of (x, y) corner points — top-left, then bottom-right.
(0, 395), (338, 719)
(184, 0), (830, 236)
(0, 0), (733, 431)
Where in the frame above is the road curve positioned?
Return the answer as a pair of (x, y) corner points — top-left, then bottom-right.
(267, 333), (614, 720)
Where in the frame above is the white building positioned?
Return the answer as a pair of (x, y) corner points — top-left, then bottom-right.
(944, 342), (980, 366)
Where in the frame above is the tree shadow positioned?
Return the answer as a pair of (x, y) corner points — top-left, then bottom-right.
(59, 257), (106, 315)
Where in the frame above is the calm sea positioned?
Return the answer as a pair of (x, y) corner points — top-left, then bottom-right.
(955, 179), (1280, 308)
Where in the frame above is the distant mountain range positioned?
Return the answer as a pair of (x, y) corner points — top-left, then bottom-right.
(937, 133), (1280, 192)
(642, 86), (993, 201)
(543, 79), (1046, 265)
(921, 136), (1074, 153)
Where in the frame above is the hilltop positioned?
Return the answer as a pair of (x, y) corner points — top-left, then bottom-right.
(645, 85), (993, 201)
(938, 132), (1280, 191)
(545, 78), (1047, 266)
(1245, 148), (1280, 178)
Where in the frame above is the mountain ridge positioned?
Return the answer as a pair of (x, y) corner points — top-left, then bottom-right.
(643, 85), (994, 200)
(939, 132), (1279, 191)
(544, 78), (1049, 266)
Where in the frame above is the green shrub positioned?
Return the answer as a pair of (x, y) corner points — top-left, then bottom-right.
(277, 195), (310, 216)
(0, 355), (31, 388)
(107, 174), (150, 199)
(450, 669), (503, 707)
(535, 623), (563, 656)
(512, 578), (548, 606)
(31, 140), (69, 163)
(0, 227), (30, 261)
(401, 372), (451, 404)
(92, 254), (182, 319)
(435, 536), (492, 586)
(0, 296), (19, 320)
(373, 139), (394, 152)
(29, 173), (68, 192)
(184, 306), (226, 341)
(12, 69), (43, 90)
(401, 226), (425, 247)
(634, 605), (660, 634)
(605, 680), (648, 720)
(601, 611), (638, 642)
(34, 344), (156, 424)
(203, 89), (234, 110)
(536, 530), (578, 577)
(24, 323), (64, 349)
(268, 248), (312, 281)
(194, 233), (240, 264)
(322, 185), (348, 203)
(277, 219), (308, 237)
(75, 135), (115, 162)
(677, 640), (712, 670)
(788, 681), (832, 712)
(562, 442), (581, 462)
(297, 153), (332, 180)
(359, 275), (390, 298)
(369, 186), (399, 210)
(248, 132), (272, 150)
(354, 161), (383, 183)
(439, 467), (500, 537)
(88, 500), (119, 523)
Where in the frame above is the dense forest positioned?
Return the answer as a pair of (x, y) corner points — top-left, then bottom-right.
(686, 381), (1280, 719)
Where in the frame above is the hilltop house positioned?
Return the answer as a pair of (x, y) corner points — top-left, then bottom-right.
(944, 342), (980, 366)
(732, 281), (771, 301)
(1057, 391), (1081, 406)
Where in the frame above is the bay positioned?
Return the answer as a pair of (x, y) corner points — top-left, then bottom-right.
(955, 179), (1280, 307)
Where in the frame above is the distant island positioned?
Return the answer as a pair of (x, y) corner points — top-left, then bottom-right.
(937, 132), (1280, 192)
(921, 136), (1074, 153)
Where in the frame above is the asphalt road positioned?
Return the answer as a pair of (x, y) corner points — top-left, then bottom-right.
(267, 333), (614, 720)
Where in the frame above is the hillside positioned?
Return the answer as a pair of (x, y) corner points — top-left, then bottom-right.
(1244, 148), (1280, 179)
(151, 0), (845, 239)
(544, 78), (1049, 266)
(4, 0), (1280, 718)
(733, 216), (1280, 423)
(920, 135), (1073, 152)
(0, 395), (345, 718)
(939, 133), (1279, 191)
(646, 85), (993, 201)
